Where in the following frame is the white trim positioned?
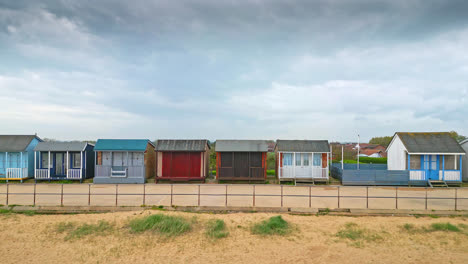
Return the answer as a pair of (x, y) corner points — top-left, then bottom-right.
(408, 152), (465, 155)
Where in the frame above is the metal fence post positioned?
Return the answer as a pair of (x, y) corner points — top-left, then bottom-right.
(33, 184), (36, 206)
(61, 184), (64, 206)
(395, 187), (398, 209)
(115, 184), (118, 206)
(425, 187), (428, 210)
(225, 185), (228, 207)
(170, 184), (173, 206)
(309, 186), (312, 208)
(198, 185), (200, 206)
(253, 185), (256, 207)
(281, 185), (283, 207)
(366, 186), (369, 209)
(143, 184), (146, 206)
(337, 186), (340, 208)
(88, 184), (91, 206)
(455, 188), (458, 211)
(6, 183), (8, 206)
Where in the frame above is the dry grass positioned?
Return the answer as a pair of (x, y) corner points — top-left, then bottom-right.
(0, 210), (467, 264)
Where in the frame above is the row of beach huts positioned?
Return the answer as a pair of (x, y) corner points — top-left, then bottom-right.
(0, 133), (466, 186)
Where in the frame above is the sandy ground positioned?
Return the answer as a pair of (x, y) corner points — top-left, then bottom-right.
(0, 210), (467, 264)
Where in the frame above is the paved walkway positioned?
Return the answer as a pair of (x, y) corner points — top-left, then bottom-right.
(0, 184), (467, 211)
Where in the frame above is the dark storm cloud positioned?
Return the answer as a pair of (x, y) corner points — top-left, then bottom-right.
(0, 0), (467, 140)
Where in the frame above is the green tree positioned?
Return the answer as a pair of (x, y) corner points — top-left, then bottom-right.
(368, 136), (392, 147)
(448, 131), (467, 142)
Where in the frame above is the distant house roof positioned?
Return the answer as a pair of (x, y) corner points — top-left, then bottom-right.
(275, 140), (330, 152)
(94, 139), (153, 151)
(394, 132), (465, 154)
(0, 135), (42, 152)
(156, 139), (209, 152)
(360, 148), (383, 157)
(215, 140), (269, 152)
(34, 142), (92, 152)
(460, 139), (468, 145)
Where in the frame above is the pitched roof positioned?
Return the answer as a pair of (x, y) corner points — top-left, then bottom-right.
(215, 140), (269, 152)
(34, 142), (91, 152)
(275, 140), (330, 152)
(94, 139), (153, 151)
(460, 139), (468, 145)
(155, 139), (209, 151)
(0, 135), (41, 152)
(395, 132), (465, 154)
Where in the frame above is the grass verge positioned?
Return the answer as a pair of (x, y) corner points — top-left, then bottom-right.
(205, 219), (229, 239)
(56, 220), (114, 240)
(335, 222), (383, 247)
(401, 222), (466, 234)
(129, 214), (191, 237)
(251, 215), (291, 236)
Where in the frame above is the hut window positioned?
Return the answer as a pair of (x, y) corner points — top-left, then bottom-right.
(444, 155), (455, 170)
(303, 154), (310, 166)
(313, 153), (321, 166)
(220, 152), (233, 167)
(97, 152), (102, 165)
(410, 155), (421, 170)
(283, 153), (292, 166)
(0, 154), (4, 168)
(295, 154), (302, 166)
(41, 153), (50, 168)
(72, 153), (81, 168)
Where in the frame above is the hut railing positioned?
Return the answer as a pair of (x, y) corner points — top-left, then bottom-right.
(279, 167), (328, 179)
(35, 169), (50, 179)
(95, 165), (144, 178)
(6, 168), (28, 179)
(67, 169), (82, 179)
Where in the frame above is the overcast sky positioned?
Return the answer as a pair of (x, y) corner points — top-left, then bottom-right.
(1, 0), (467, 142)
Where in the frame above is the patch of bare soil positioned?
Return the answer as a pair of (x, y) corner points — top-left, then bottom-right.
(1, 210), (467, 264)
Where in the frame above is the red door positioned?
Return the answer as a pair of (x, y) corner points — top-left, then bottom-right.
(162, 152), (201, 178)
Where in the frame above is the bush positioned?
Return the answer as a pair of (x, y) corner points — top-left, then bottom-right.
(266, 169), (275, 176)
(129, 214), (191, 237)
(358, 157), (387, 164)
(205, 219), (229, 239)
(251, 215), (291, 236)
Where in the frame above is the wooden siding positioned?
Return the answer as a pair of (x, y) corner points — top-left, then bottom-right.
(216, 151), (267, 181)
(388, 134), (407, 170)
(161, 152), (202, 178)
(462, 142), (468, 182)
(145, 143), (156, 179)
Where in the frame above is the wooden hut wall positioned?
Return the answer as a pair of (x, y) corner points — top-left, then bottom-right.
(216, 151), (266, 180)
(144, 143), (156, 179)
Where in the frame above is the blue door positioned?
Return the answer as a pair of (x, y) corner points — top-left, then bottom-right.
(424, 155), (439, 180)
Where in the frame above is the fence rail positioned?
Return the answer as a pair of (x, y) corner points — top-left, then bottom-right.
(0, 184), (467, 211)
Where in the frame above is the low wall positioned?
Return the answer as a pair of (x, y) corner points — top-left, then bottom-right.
(331, 165), (417, 186)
